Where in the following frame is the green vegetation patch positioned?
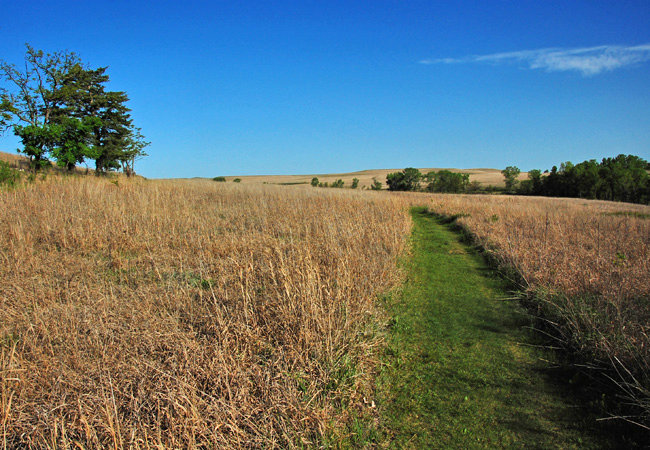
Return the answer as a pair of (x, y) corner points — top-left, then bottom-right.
(604, 211), (650, 219)
(376, 207), (621, 448)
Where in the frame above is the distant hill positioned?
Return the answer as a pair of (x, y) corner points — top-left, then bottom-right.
(2, 150), (525, 187)
(214, 167), (527, 189)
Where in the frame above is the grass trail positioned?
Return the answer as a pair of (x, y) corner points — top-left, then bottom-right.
(376, 207), (620, 448)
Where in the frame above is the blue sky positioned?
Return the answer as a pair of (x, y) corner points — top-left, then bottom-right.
(1, 0), (649, 178)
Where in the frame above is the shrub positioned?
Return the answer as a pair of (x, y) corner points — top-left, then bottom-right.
(0, 161), (21, 187)
(351, 178), (359, 189)
(370, 178), (382, 190)
(311, 177), (319, 187)
(331, 179), (344, 188)
(233, 178), (242, 183)
(213, 176), (226, 182)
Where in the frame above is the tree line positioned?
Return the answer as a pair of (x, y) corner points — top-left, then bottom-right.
(385, 168), (480, 193)
(509, 154), (649, 204)
(384, 154), (649, 204)
(0, 45), (148, 175)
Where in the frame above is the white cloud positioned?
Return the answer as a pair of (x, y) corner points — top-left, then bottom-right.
(420, 44), (650, 76)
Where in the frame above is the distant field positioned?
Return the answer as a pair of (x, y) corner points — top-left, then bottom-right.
(214, 167), (528, 188)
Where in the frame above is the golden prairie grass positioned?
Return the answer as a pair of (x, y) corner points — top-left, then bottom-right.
(2, 174), (649, 445)
(0, 177), (412, 447)
(426, 193), (650, 425)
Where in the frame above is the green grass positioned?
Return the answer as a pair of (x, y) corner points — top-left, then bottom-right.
(376, 207), (622, 448)
(604, 211), (650, 219)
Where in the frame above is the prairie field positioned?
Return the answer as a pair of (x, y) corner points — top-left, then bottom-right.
(0, 177), (412, 447)
(1, 177), (649, 446)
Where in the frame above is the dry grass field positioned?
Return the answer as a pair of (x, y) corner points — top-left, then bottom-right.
(2, 172), (649, 446)
(0, 177), (412, 447)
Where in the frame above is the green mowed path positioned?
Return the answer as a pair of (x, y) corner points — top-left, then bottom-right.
(377, 208), (619, 448)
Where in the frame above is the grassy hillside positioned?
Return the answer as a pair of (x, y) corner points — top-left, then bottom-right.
(209, 167), (528, 188)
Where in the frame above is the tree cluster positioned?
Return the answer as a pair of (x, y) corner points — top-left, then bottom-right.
(386, 167), (423, 191)
(1, 45), (148, 174)
(386, 168), (473, 193)
(513, 154), (649, 204)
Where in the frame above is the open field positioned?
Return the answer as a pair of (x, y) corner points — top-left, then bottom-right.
(0, 177), (412, 447)
(1, 175), (649, 446)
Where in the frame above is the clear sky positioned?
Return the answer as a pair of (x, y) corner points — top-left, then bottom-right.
(1, 0), (649, 178)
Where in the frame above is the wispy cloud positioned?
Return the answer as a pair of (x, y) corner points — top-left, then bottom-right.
(420, 44), (650, 76)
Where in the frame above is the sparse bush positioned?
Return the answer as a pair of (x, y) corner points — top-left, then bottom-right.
(370, 177), (382, 190)
(331, 179), (344, 188)
(213, 176), (226, 182)
(351, 178), (359, 189)
(467, 180), (482, 193)
(0, 161), (21, 187)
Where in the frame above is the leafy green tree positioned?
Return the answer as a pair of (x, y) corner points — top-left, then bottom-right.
(501, 166), (521, 192)
(1, 45), (148, 174)
(118, 127), (149, 177)
(351, 177), (359, 189)
(311, 177), (319, 187)
(53, 65), (138, 174)
(527, 169), (543, 195)
(386, 167), (422, 191)
(0, 45), (81, 169)
(50, 116), (101, 171)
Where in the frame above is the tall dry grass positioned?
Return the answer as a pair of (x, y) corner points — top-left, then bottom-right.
(0, 177), (411, 447)
(427, 194), (650, 427)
